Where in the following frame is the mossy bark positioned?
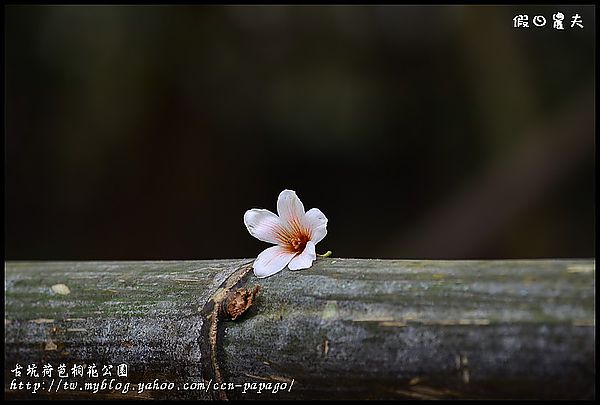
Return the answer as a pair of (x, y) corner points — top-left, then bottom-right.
(4, 259), (595, 399)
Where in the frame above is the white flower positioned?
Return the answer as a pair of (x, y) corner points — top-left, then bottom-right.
(244, 189), (328, 278)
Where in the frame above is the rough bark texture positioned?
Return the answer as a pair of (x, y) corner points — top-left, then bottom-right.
(4, 259), (595, 399)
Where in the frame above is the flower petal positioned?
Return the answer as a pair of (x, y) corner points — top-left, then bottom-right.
(277, 189), (305, 226)
(244, 209), (284, 244)
(304, 208), (328, 244)
(253, 245), (297, 278)
(288, 241), (316, 271)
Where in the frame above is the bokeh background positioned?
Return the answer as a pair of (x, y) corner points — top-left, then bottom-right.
(5, 5), (595, 260)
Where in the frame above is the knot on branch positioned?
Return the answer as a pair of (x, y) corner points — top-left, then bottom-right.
(223, 285), (260, 320)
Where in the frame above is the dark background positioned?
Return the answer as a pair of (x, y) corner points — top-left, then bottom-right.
(5, 5), (595, 260)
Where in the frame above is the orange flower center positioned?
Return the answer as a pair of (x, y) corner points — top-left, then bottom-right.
(275, 217), (311, 253)
(288, 234), (308, 253)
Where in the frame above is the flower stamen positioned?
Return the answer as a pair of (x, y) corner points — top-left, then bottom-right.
(288, 234), (308, 253)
